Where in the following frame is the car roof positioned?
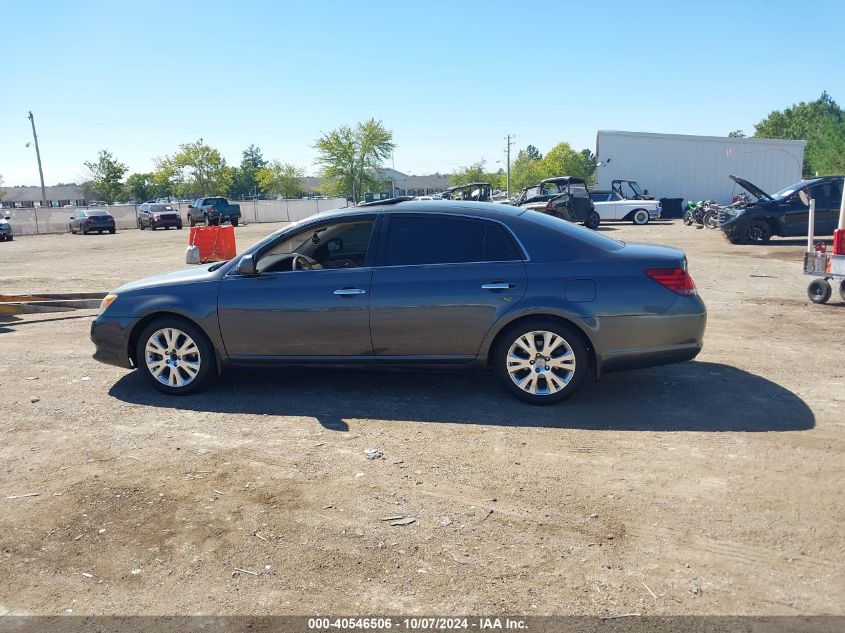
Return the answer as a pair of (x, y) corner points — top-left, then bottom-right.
(314, 200), (525, 222)
(445, 182), (492, 191)
(540, 176), (586, 185)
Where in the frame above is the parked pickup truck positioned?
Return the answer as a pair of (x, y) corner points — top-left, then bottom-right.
(187, 197), (242, 227)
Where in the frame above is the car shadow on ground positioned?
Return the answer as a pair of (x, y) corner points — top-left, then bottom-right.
(108, 361), (814, 433)
(0, 313), (94, 335)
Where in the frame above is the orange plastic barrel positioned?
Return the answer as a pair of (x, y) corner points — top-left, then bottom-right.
(188, 226), (237, 263)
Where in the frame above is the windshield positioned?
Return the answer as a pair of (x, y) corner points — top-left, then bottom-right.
(628, 181), (643, 196)
(151, 204), (174, 211)
(769, 180), (820, 201)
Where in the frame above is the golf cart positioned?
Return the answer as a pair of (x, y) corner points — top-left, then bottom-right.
(612, 179), (654, 200)
(515, 176), (601, 230)
(441, 182), (493, 202)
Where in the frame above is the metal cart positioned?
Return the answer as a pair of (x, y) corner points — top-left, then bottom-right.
(803, 186), (845, 304)
(804, 251), (845, 304)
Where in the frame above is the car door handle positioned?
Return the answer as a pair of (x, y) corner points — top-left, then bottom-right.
(481, 282), (515, 290)
(334, 287), (367, 296)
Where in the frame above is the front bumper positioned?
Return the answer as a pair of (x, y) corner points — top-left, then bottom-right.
(152, 218), (182, 228)
(91, 316), (136, 369)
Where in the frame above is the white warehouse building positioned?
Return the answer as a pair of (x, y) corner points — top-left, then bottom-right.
(595, 130), (805, 205)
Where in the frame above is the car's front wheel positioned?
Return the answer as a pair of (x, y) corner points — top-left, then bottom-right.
(745, 220), (772, 244)
(135, 317), (214, 395)
(494, 319), (589, 405)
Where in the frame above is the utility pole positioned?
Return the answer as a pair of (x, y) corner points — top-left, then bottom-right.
(505, 134), (515, 198)
(27, 111), (46, 233)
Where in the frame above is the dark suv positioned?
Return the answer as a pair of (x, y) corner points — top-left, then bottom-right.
(721, 175), (843, 244)
(137, 203), (183, 230)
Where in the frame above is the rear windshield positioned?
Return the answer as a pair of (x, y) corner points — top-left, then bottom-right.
(86, 210), (109, 216)
(521, 210), (625, 252)
(206, 198), (227, 205)
(150, 204), (174, 211)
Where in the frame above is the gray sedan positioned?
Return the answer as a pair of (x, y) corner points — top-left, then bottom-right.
(91, 201), (706, 404)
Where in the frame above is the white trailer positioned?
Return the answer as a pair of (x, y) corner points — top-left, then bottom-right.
(596, 130), (805, 205)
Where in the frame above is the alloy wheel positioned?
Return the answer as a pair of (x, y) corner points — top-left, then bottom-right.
(144, 327), (202, 387)
(505, 330), (576, 396)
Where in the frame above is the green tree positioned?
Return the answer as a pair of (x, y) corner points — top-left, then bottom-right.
(541, 142), (589, 180)
(157, 139), (233, 198)
(315, 119), (395, 202)
(754, 92), (845, 175)
(510, 149), (545, 192)
(256, 161), (306, 199)
(151, 160), (178, 199)
(580, 148), (597, 183)
(84, 150), (128, 204)
(126, 172), (156, 202)
(451, 160), (505, 190)
(525, 144), (542, 161)
(728, 129), (746, 138)
(231, 144), (267, 198)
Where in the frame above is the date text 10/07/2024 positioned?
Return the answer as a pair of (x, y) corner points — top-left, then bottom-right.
(307, 618), (528, 630)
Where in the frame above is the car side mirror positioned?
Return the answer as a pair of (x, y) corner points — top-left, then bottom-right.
(237, 254), (257, 275)
(798, 189), (811, 206)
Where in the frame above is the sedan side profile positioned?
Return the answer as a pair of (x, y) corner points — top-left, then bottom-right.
(91, 200), (706, 404)
(69, 209), (116, 234)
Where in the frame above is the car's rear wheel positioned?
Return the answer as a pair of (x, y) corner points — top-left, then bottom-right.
(231, 218), (239, 227)
(109, 228), (116, 234)
(745, 220), (772, 244)
(494, 319), (589, 405)
(840, 280), (845, 302)
(584, 210), (600, 230)
(808, 279), (832, 304)
(138, 219), (145, 230)
(136, 318), (214, 395)
(632, 209), (650, 225)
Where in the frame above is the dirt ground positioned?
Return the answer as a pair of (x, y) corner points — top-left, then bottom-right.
(0, 219), (843, 617)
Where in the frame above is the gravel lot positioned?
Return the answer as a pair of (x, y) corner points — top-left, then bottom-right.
(0, 219), (843, 616)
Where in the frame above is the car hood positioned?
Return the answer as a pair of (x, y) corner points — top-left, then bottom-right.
(113, 265), (223, 294)
(729, 175), (773, 202)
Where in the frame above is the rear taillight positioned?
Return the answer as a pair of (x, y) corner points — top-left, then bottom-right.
(645, 268), (697, 296)
(545, 200), (554, 211)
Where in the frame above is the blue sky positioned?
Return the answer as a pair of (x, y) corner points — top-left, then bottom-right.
(2, 0), (843, 186)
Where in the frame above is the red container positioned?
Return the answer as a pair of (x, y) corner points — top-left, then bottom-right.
(188, 226), (237, 263)
(834, 228), (845, 255)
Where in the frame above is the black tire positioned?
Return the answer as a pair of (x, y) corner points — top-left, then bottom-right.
(138, 219), (145, 230)
(632, 209), (650, 225)
(135, 317), (215, 395)
(493, 318), (590, 405)
(808, 279), (832, 304)
(177, 224), (183, 230)
(704, 212), (718, 229)
(231, 218), (239, 227)
(682, 211), (693, 226)
(584, 211), (600, 230)
(109, 228), (116, 234)
(839, 280), (845, 302)
(189, 216), (196, 227)
(745, 220), (772, 244)
(6, 235), (11, 241)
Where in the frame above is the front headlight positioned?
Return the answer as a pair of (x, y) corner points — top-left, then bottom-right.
(98, 294), (118, 315)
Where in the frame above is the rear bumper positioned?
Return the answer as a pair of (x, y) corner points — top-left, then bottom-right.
(91, 317), (136, 369)
(594, 296), (707, 375)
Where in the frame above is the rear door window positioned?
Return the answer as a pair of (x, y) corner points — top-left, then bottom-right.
(384, 216), (521, 266)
